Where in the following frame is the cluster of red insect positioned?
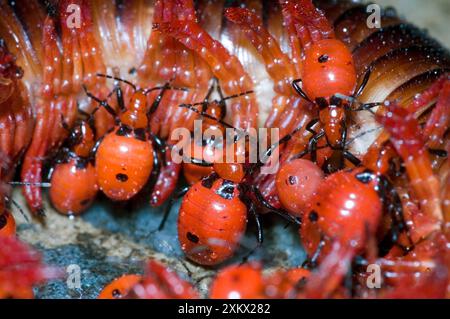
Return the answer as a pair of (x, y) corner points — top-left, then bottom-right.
(0, 0), (449, 298)
(98, 261), (310, 299)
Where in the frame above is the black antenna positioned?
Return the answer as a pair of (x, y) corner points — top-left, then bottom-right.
(261, 125), (303, 161)
(219, 90), (254, 102)
(179, 103), (238, 130)
(143, 85), (188, 96)
(178, 88), (254, 131)
(83, 85), (118, 119)
(96, 73), (137, 91)
(344, 126), (383, 147)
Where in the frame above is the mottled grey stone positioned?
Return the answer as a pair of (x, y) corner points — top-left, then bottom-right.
(13, 188), (304, 299)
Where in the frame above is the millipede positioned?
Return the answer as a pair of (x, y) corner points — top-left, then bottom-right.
(0, 0), (449, 299)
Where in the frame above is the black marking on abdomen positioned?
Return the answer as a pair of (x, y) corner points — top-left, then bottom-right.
(116, 173), (129, 182)
(187, 232), (199, 243)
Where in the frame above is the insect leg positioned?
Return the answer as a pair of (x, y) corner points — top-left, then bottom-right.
(252, 185), (301, 226)
(156, 186), (190, 231)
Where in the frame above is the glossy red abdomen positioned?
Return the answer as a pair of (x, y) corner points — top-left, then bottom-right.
(178, 179), (247, 265)
(183, 163), (214, 185)
(302, 39), (357, 100)
(0, 211), (16, 237)
(209, 263), (265, 299)
(95, 129), (154, 201)
(50, 159), (98, 215)
(301, 170), (382, 256)
(183, 140), (217, 184)
(213, 163), (246, 183)
(213, 143), (247, 183)
(276, 159), (324, 217)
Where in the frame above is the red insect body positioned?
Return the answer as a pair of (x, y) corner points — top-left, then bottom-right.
(178, 178), (247, 266)
(225, 6), (309, 209)
(281, 0), (357, 100)
(362, 141), (399, 176)
(180, 91), (230, 186)
(301, 39), (357, 100)
(275, 159), (324, 217)
(183, 141), (216, 185)
(98, 274), (142, 299)
(127, 260), (199, 299)
(50, 121), (98, 215)
(301, 170), (383, 258)
(283, 0), (358, 153)
(210, 263), (311, 299)
(95, 128), (154, 201)
(20, 2), (109, 214)
(210, 263), (266, 299)
(0, 0), (448, 300)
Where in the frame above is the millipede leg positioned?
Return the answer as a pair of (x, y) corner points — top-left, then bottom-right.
(354, 66), (372, 97)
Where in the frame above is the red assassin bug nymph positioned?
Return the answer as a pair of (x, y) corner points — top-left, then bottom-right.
(283, 0), (381, 174)
(156, 101), (302, 265)
(84, 74), (186, 202)
(180, 79), (254, 185)
(48, 116), (98, 216)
